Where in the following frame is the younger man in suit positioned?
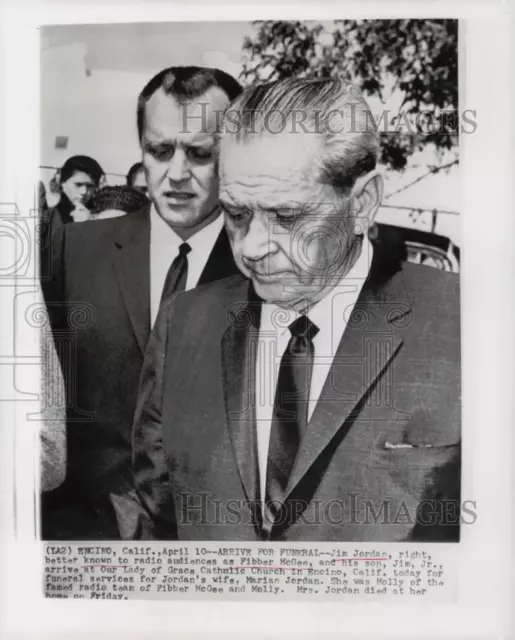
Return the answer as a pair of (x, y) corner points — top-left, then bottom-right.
(41, 66), (242, 539)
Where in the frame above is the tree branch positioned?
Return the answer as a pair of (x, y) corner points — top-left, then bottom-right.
(384, 158), (459, 200)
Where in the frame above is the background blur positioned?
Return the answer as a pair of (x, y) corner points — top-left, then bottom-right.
(40, 20), (460, 245)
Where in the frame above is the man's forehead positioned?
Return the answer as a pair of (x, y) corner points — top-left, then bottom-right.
(143, 86), (231, 140)
(220, 131), (322, 184)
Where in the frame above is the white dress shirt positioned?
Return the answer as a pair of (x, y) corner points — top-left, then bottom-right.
(255, 238), (374, 502)
(150, 205), (224, 325)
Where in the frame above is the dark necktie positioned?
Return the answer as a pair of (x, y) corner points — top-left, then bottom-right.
(264, 315), (319, 530)
(160, 242), (191, 304)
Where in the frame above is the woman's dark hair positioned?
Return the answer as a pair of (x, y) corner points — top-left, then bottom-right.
(126, 162), (144, 187)
(60, 155), (104, 185)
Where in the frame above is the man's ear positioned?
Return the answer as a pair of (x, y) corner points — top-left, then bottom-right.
(351, 170), (384, 236)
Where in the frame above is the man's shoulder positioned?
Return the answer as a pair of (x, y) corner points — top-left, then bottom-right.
(401, 260), (459, 288)
(163, 273), (249, 317)
(394, 262), (461, 345)
(177, 273), (248, 309)
(55, 210), (149, 272)
(400, 261), (460, 306)
(63, 212), (136, 241)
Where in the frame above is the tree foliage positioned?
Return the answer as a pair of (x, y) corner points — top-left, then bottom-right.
(240, 20), (458, 171)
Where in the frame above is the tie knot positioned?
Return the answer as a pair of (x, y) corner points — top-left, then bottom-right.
(179, 242), (191, 257)
(288, 315), (319, 341)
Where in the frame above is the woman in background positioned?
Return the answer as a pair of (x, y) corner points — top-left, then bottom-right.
(41, 155), (104, 243)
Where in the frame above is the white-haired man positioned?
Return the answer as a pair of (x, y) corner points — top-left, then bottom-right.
(126, 77), (461, 542)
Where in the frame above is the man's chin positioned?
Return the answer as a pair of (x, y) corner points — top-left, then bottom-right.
(155, 203), (195, 225)
(250, 278), (299, 306)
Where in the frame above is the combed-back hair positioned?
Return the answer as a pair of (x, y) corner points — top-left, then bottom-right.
(223, 77), (379, 194)
(137, 66), (243, 140)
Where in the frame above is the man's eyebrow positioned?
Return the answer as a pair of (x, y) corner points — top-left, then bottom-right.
(180, 129), (215, 141)
(143, 138), (215, 150)
(261, 203), (305, 213)
(143, 139), (174, 147)
(184, 140), (216, 149)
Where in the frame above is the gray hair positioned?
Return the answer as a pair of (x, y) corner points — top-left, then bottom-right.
(222, 77), (379, 194)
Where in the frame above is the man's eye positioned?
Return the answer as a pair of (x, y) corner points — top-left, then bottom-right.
(146, 145), (173, 160)
(275, 211), (296, 227)
(222, 206), (250, 222)
(187, 147), (213, 161)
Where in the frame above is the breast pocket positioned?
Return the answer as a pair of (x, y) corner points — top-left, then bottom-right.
(367, 442), (461, 502)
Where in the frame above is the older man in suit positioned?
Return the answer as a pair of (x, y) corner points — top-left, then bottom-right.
(126, 77), (461, 542)
(41, 66), (243, 540)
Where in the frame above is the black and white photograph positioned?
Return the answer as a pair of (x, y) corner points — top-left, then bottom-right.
(38, 19), (463, 544)
(2, 0), (515, 634)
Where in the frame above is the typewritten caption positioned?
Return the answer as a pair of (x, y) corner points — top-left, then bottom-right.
(44, 543), (455, 600)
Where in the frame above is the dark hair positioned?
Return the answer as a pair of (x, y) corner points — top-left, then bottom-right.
(60, 155), (104, 186)
(126, 162), (144, 187)
(136, 66), (243, 141)
(89, 186), (149, 215)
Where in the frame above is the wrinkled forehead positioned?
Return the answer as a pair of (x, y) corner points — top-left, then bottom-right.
(219, 131), (323, 201)
(143, 86), (231, 141)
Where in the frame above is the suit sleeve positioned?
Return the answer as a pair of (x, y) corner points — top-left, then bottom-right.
(111, 296), (179, 540)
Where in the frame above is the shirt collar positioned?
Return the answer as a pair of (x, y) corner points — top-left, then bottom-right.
(307, 236), (373, 331)
(150, 203), (224, 252)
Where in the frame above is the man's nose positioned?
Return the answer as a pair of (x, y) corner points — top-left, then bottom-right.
(166, 149), (190, 183)
(242, 214), (273, 262)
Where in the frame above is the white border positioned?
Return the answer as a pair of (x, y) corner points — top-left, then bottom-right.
(0, 3), (514, 639)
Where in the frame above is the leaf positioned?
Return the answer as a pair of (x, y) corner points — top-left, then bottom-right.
(240, 19), (458, 172)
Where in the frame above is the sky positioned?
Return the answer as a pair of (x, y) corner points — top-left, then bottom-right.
(40, 21), (460, 244)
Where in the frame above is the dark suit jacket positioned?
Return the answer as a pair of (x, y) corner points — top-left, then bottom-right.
(40, 205), (239, 539)
(127, 247), (461, 542)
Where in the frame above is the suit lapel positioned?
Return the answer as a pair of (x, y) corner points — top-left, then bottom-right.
(220, 285), (262, 527)
(283, 248), (411, 502)
(112, 205), (151, 355)
(198, 227), (238, 285)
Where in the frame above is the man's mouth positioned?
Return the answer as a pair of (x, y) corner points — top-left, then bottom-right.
(248, 268), (291, 282)
(163, 191), (195, 202)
